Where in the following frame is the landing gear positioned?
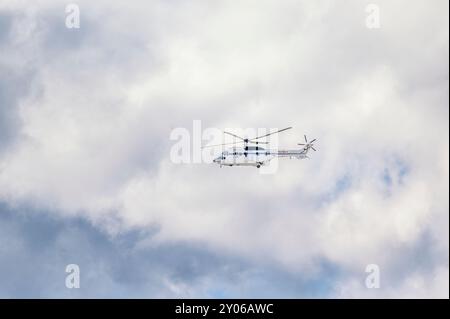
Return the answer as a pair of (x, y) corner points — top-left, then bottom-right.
(256, 164), (261, 168)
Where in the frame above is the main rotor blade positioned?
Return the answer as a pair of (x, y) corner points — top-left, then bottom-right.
(298, 143), (306, 146)
(311, 146), (317, 151)
(201, 141), (244, 149)
(309, 138), (317, 143)
(250, 127), (292, 141)
(223, 131), (246, 141)
(304, 135), (307, 143)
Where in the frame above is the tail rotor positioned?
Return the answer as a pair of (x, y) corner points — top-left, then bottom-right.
(298, 135), (317, 152)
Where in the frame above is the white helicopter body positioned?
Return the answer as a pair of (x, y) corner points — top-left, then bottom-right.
(206, 127), (317, 168)
(213, 145), (312, 168)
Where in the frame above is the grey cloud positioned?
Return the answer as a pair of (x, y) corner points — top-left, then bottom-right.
(0, 65), (34, 153)
(2, 199), (443, 298)
(0, 202), (345, 298)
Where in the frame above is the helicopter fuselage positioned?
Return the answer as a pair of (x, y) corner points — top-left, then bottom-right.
(213, 146), (309, 168)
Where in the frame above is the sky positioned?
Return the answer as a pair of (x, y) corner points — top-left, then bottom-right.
(0, 0), (448, 298)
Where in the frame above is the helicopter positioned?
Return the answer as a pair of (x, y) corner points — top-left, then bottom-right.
(203, 127), (317, 168)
